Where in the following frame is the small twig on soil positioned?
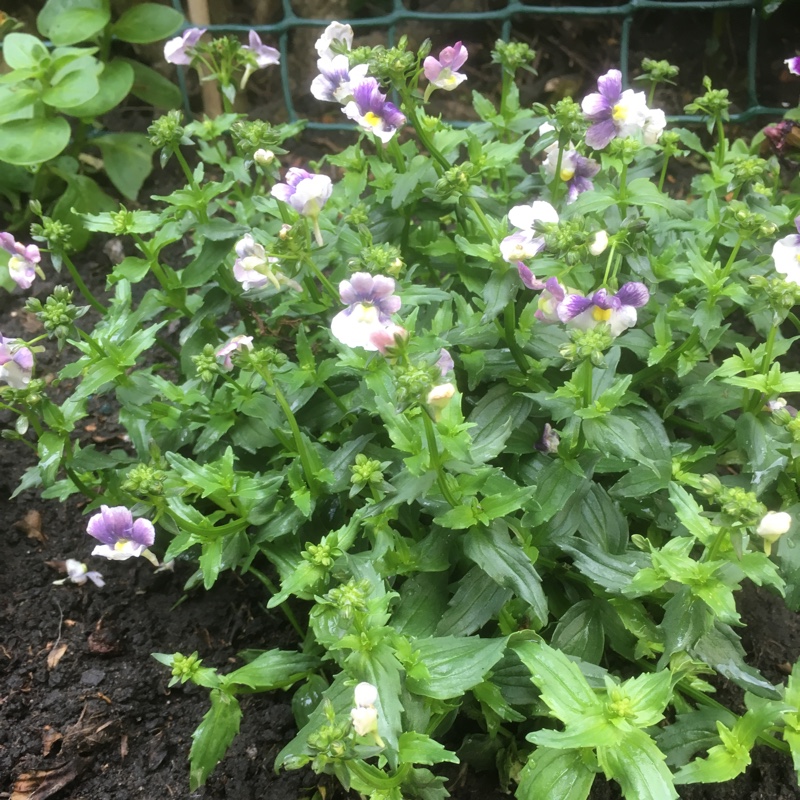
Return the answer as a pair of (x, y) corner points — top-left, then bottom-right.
(52, 597), (64, 650)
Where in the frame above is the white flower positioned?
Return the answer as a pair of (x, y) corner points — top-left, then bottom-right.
(53, 559), (105, 588)
(330, 273), (401, 351)
(642, 108), (667, 145)
(315, 21), (354, 60)
(772, 217), (800, 285)
(500, 200), (559, 263)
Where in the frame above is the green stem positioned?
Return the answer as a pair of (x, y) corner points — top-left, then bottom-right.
(268, 377), (320, 496)
(61, 252), (105, 315)
(173, 147), (210, 224)
(618, 160), (629, 218)
(720, 236), (743, 280)
(246, 565), (306, 638)
(550, 143), (565, 204)
(387, 136), (406, 173)
(715, 117), (728, 168)
(703, 526), (730, 562)
(503, 301), (528, 373)
(630, 329), (700, 390)
(657, 154), (671, 193)
(303, 255), (338, 302)
(466, 196), (496, 242)
(401, 91), (448, 175)
(421, 411), (458, 508)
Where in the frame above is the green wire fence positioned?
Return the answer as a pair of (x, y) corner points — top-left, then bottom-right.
(169, 0), (789, 130)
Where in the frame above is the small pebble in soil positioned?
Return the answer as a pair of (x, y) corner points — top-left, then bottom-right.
(80, 668), (106, 686)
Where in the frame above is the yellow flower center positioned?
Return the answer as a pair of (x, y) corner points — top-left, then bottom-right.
(611, 103), (626, 122)
(592, 307), (613, 322)
(364, 111), (381, 127)
(115, 539), (130, 551)
(560, 166), (576, 181)
(353, 303), (380, 324)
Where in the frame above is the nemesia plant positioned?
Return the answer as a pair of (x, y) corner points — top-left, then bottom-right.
(7, 19), (800, 800)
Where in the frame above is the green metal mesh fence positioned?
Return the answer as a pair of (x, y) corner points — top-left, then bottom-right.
(169, 0), (788, 130)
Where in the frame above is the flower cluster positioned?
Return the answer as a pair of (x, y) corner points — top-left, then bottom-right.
(310, 22), (406, 143)
(582, 69), (666, 150)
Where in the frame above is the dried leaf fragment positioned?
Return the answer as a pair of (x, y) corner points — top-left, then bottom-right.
(15, 510), (44, 543)
(46, 643), (68, 670)
(11, 758), (89, 800)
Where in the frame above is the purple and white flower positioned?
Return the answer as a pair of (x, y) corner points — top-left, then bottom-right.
(535, 423), (560, 454)
(242, 30), (280, 68)
(558, 282), (650, 337)
(500, 200), (558, 263)
(86, 505), (156, 563)
(233, 234), (277, 290)
(217, 335), (254, 370)
(311, 54), (370, 104)
(581, 69), (649, 150)
(786, 57), (800, 77)
(331, 273), (401, 350)
(315, 21), (354, 60)
(164, 27), (205, 66)
(542, 144), (600, 203)
(517, 263), (544, 291)
(423, 42), (468, 99)
(0, 232), (41, 289)
(589, 230), (609, 256)
(535, 277), (566, 324)
(53, 559), (105, 588)
(772, 216), (800, 285)
(343, 79), (406, 144)
(370, 324), (408, 355)
(271, 168), (332, 246)
(0, 335), (33, 388)
(436, 348), (454, 376)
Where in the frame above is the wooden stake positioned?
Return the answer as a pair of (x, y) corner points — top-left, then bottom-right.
(186, 0), (222, 118)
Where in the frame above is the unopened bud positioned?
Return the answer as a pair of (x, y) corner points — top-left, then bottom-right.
(354, 681), (378, 708)
(589, 230), (609, 256)
(253, 148), (275, 166)
(756, 511), (792, 538)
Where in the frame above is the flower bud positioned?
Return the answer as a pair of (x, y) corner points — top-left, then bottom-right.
(589, 230), (609, 256)
(354, 681), (379, 708)
(756, 511), (792, 538)
(253, 148), (275, 166)
(350, 705), (379, 737)
(427, 382), (455, 409)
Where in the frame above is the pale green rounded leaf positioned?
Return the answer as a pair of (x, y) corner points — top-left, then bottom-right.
(42, 67), (99, 108)
(95, 132), (155, 200)
(0, 117), (70, 165)
(123, 58), (182, 109)
(67, 58), (133, 117)
(3, 33), (49, 70)
(37, 0), (105, 37)
(48, 7), (110, 45)
(112, 4), (184, 44)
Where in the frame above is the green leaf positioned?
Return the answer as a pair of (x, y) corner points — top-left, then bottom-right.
(481, 268), (516, 323)
(659, 588), (713, 664)
(578, 483), (628, 554)
(517, 748), (596, 800)
(67, 58), (134, 117)
(199, 538), (223, 589)
(0, 117), (71, 165)
(95, 132), (154, 200)
(52, 173), (116, 250)
(398, 732), (459, 766)
(392, 572), (450, 638)
(512, 640), (601, 723)
(582, 415), (645, 463)
(435, 567), (512, 637)
(112, 3), (184, 43)
(551, 601), (605, 663)
(668, 483), (716, 545)
(2, 33), (49, 69)
(189, 689), (242, 790)
(406, 636), (508, 700)
(531, 458), (590, 526)
(43, 65), (100, 108)
(123, 57), (182, 109)
(182, 237), (235, 287)
(467, 383), (533, 463)
(597, 729), (678, 800)
(655, 708), (736, 767)
(48, 6), (110, 45)
(463, 525), (548, 627)
(109, 256), (150, 284)
(561, 540), (649, 593)
(226, 650), (318, 691)
(690, 623), (780, 699)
